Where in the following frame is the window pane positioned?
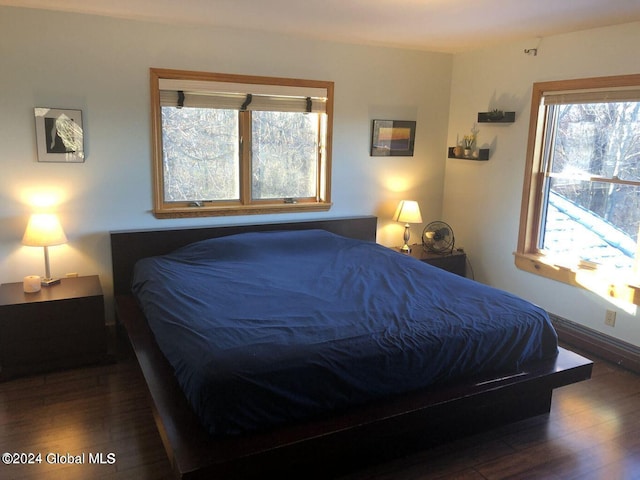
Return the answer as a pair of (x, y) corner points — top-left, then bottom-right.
(161, 107), (239, 201)
(540, 100), (640, 271)
(541, 177), (638, 270)
(251, 111), (318, 200)
(550, 102), (640, 181)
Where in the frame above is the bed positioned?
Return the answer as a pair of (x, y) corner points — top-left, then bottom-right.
(111, 216), (593, 479)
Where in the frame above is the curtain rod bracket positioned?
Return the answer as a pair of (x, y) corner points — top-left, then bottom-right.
(241, 94), (253, 111)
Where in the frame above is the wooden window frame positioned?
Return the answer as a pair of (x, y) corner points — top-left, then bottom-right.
(515, 73), (640, 305)
(150, 68), (333, 218)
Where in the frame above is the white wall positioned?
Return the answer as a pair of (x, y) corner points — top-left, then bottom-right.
(444, 22), (640, 346)
(0, 7), (452, 320)
(6, 7), (636, 345)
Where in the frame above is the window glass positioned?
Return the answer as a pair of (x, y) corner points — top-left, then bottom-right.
(251, 111), (318, 200)
(161, 107), (239, 201)
(517, 75), (640, 303)
(548, 102), (640, 180)
(539, 101), (640, 271)
(150, 68), (333, 218)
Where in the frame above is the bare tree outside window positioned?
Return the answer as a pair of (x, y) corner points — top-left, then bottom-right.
(252, 111), (319, 200)
(541, 101), (640, 270)
(150, 68), (333, 218)
(516, 74), (640, 304)
(162, 107), (239, 202)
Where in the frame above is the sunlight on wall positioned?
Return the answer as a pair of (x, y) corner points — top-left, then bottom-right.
(379, 222), (407, 248)
(574, 269), (638, 315)
(516, 253), (638, 314)
(18, 186), (69, 210)
(383, 175), (413, 193)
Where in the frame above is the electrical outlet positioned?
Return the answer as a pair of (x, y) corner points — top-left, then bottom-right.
(605, 309), (616, 327)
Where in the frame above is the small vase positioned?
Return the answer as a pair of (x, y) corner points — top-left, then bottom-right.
(453, 146), (463, 157)
(464, 148), (471, 157)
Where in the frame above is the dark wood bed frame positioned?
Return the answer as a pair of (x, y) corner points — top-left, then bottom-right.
(110, 216), (593, 479)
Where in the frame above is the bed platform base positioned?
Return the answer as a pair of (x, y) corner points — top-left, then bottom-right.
(110, 216), (593, 479)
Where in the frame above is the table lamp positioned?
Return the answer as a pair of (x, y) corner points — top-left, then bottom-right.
(22, 213), (68, 286)
(393, 200), (422, 253)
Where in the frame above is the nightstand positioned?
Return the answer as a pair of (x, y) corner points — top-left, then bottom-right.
(397, 245), (467, 277)
(0, 275), (107, 381)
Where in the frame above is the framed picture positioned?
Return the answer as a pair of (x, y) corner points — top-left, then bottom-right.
(34, 107), (85, 162)
(370, 119), (416, 156)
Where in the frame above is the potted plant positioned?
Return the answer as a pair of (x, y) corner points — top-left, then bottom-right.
(463, 133), (475, 157)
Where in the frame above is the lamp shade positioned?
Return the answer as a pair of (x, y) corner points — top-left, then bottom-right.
(22, 213), (68, 247)
(393, 200), (422, 224)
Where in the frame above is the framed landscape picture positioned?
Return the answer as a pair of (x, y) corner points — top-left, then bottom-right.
(34, 107), (85, 163)
(370, 119), (416, 156)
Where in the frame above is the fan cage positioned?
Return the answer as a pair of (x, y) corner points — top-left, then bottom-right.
(422, 221), (455, 254)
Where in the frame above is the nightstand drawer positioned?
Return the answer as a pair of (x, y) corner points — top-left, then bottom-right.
(1, 297), (103, 336)
(422, 253), (466, 276)
(3, 331), (105, 367)
(396, 246), (467, 277)
(0, 276), (107, 380)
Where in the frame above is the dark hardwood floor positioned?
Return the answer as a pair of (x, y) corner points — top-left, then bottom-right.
(1, 340), (639, 480)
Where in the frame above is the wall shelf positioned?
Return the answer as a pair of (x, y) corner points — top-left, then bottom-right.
(477, 111), (515, 123)
(448, 147), (490, 161)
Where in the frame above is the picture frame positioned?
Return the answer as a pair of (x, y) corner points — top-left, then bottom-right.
(34, 107), (85, 163)
(370, 119), (416, 157)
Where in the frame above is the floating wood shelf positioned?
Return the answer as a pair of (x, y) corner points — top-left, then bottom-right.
(448, 147), (490, 161)
(477, 111), (516, 123)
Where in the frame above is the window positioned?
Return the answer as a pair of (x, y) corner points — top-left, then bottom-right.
(516, 74), (640, 305)
(150, 68), (333, 218)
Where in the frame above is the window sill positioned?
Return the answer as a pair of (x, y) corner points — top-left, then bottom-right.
(514, 252), (640, 306)
(153, 201), (333, 219)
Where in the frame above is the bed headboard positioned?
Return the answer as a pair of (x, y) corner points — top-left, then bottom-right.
(110, 216), (377, 296)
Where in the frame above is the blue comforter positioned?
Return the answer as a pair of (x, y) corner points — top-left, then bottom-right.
(132, 229), (558, 436)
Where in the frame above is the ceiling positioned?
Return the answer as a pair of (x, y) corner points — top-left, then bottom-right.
(2, 0), (640, 53)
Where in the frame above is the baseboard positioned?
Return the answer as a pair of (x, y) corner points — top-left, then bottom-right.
(549, 313), (640, 374)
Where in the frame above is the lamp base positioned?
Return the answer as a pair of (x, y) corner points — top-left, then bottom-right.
(41, 277), (61, 286)
(401, 224), (412, 253)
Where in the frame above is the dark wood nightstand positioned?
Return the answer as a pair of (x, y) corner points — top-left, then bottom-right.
(0, 275), (107, 381)
(396, 245), (467, 277)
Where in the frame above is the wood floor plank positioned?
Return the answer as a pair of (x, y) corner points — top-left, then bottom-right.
(0, 344), (638, 479)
